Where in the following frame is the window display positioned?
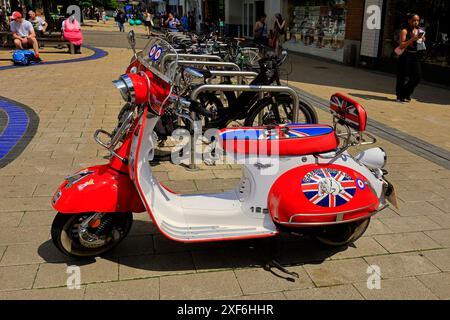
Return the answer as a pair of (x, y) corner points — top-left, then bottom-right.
(284, 0), (347, 62)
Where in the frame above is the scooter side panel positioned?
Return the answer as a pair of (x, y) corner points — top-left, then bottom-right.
(52, 164), (146, 214)
(268, 163), (380, 226)
(132, 110), (279, 242)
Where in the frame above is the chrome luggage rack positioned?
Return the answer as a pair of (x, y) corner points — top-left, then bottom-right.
(316, 118), (377, 161)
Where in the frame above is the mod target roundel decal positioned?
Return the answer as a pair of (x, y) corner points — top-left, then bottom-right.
(301, 168), (357, 208)
(356, 178), (365, 190)
(148, 45), (157, 59)
(153, 47), (163, 61)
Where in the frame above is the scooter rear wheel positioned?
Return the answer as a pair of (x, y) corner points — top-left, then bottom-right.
(51, 212), (133, 258)
(315, 218), (370, 247)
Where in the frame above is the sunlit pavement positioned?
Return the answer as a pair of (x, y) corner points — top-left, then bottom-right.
(0, 37), (449, 299)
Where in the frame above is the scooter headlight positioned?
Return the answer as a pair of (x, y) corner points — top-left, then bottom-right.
(113, 74), (135, 103)
(113, 73), (149, 105)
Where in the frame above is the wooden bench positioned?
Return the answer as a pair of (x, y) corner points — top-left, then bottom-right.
(0, 31), (75, 54)
(38, 34), (75, 54)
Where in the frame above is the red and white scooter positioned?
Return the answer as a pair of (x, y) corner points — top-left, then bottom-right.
(50, 38), (396, 258)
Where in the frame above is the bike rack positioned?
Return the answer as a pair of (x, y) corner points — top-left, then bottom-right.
(161, 54), (223, 73)
(186, 84), (300, 170)
(206, 71), (259, 105)
(208, 70), (258, 79)
(177, 60), (241, 71)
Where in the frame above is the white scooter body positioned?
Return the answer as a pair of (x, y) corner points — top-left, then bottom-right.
(129, 109), (386, 243)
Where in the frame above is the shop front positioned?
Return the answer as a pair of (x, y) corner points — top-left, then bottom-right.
(283, 0), (348, 62)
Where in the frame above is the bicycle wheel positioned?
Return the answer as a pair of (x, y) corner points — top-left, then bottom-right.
(197, 92), (225, 127)
(241, 49), (261, 68)
(244, 94), (318, 126)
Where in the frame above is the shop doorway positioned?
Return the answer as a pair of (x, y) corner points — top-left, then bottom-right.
(242, 0), (264, 38)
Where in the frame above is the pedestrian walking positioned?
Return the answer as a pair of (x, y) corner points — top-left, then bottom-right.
(94, 7), (100, 23)
(253, 13), (268, 46)
(188, 11), (196, 32)
(180, 14), (188, 32)
(395, 13), (425, 103)
(101, 9), (106, 24)
(271, 13), (285, 56)
(116, 10), (126, 32)
(143, 10), (153, 38)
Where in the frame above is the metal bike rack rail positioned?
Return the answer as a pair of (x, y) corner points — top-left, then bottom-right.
(206, 71), (260, 106)
(208, 70), (258, 78)
(177, 61), (241, 71)
(178, 54), (223, 61)
(186, 84), (300, 170)
(161, 54), (223, 72)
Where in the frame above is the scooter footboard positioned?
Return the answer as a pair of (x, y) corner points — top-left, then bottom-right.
(51, 165), (145, 214)
(268, 164), (381, 227)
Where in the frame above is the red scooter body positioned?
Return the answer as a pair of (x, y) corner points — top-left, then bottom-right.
(51, 130), (146, 214)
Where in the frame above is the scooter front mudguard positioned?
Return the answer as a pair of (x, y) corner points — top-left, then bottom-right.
(51, 164), (146, 214)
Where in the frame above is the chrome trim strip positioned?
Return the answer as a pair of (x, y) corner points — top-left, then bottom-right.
(279, 210), (379, 227)
(287, 204), (376, 223)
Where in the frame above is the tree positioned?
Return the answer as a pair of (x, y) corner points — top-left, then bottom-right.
(58, 0), (119, 11)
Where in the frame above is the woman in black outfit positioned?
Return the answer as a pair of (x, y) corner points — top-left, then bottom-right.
(396, 13), (425, 103)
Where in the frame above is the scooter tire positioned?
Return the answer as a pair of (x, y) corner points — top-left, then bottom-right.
(315, 218), (370, 247)
(51, 212), (133, 258)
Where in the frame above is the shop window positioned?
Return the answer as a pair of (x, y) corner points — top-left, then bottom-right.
(285, 0), (347, 61)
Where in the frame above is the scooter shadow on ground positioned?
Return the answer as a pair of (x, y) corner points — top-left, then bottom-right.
(37, 219), (352, 280)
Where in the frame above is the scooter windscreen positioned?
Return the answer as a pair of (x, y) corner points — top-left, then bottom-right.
(140, 37), (178, 85)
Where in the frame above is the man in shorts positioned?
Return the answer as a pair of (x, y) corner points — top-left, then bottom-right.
(10, 11), (41, 59)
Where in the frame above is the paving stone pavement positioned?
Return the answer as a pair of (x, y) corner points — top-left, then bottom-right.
(0, 46), (450, 300)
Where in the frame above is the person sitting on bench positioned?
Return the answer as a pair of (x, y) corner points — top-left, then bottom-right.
(10, 11), (41, 60)
(28, 10), (47, 38)
(62, 13), (83, 54)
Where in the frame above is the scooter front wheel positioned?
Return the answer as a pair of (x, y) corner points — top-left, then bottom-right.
(315, 218), (370, 247)
(51, 212), (133, 258)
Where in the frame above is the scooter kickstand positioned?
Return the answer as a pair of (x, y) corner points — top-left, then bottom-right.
(264, 260), (300, 279)
(263, 237), (299, 279)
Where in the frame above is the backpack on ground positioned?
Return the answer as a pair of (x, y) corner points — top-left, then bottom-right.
(12, 50), (39, 66)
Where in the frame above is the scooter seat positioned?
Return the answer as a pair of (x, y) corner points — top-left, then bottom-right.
(218, 124), (338, 156)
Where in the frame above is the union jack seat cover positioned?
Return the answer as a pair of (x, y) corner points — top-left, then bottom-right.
(330, 93), (367, 132)
(218, 124), (338, 156)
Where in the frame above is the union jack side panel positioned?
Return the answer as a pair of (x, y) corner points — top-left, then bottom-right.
(330, 93), (367, 132)
(268, 164), (379, 226)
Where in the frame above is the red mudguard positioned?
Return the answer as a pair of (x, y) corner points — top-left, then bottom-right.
(51, 164), (146, 214)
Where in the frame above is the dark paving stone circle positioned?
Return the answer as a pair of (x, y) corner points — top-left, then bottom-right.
(0, 96), (39, 168)
(0, 44), (108, 71)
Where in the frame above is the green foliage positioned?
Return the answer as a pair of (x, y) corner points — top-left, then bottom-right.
(61, 0), (119, 10)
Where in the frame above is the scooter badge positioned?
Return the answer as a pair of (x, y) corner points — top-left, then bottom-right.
(301, 168), (357, 208)
(77, 179), (94, 191)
